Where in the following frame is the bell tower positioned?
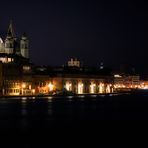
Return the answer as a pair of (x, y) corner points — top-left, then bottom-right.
(4, 21), (16, 54)
(0, 38), (4, 53)
(20, 33), (29, 58)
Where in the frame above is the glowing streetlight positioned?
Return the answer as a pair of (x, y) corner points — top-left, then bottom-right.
(48, 82), (54, 91)
(65, 82), (72, 91)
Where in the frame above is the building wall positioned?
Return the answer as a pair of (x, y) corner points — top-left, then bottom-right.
(52, 77), (113, 94)
(2, 75), (113, 96)
(1, 62), (114, 96)
(0, 38), (4, 53)
(0, 62), (3, 95)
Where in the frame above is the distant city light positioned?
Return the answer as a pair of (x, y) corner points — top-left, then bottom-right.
(114, 74), (122, 78)
(65, 82), (72, 91)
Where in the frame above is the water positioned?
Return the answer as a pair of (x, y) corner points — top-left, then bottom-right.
(0, 93), (148, 147)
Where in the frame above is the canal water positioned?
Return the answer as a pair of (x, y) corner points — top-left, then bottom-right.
(0, 92), (148, 147)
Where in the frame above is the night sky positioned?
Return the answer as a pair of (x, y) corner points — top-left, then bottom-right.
(0, 0), (146, 72)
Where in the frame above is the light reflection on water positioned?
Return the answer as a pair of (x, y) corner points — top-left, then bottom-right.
(20, 97), (28, 128)
(91, 98), (97, 101)
(78, 95), (85, 98)
(21, 98), (27, 116)
(67, 96), (73, 99)
(48, 96), (53, 99)
(21, 97), (27, 103)
(91, 95), (97, 98)
(47, 97), (53, 116)
(67, 96), (73, 102)
(0, 93), (145, 129)
(109, 94), (113, 96)
(68, 98), (73, 102)
(100, 95), (105, 97)
(47, 97), (53, 103)
(0, 93), (147, 148)
(48, 104), (53, 116)
(80, 98), (84, 101)
(32, 97), (35, 99)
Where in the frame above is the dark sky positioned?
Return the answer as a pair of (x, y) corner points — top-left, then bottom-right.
(0, 0), (147, 71)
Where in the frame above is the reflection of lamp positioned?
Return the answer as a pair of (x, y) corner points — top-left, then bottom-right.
(48, 82), (54, 91)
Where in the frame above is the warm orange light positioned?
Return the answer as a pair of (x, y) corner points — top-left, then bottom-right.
(90, 83), (96, 93)
(99, 83), (104, 93)
(32, 89), (35, 94)
(78, 82), (84, 94)
(48, 82), (54, 91)
(106, 85), (111, 93)
(22, 83), (26, 88)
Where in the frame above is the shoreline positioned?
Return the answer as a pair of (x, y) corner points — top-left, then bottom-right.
(0, 89), (147, 98)
(0, 92), (131, 98)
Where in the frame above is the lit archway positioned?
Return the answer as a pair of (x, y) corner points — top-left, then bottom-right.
(78, 82), (84, 94)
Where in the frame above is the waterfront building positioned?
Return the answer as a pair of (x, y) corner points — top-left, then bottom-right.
(32, 66), (114, 95)
(0, 22), (117, 96)
(0, 61), (114, 96)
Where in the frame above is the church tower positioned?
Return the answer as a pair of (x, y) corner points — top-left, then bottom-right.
(4, 21), (16, 54)
(20, 33), (29, 58)
(0, 38), (4, 53)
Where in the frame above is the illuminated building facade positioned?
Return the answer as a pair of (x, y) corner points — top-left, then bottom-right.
(0, 62), (114, 96)
(0, 22), (142, 96)
(0, 22), (31, 96)
(1, 58), (142, 96)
